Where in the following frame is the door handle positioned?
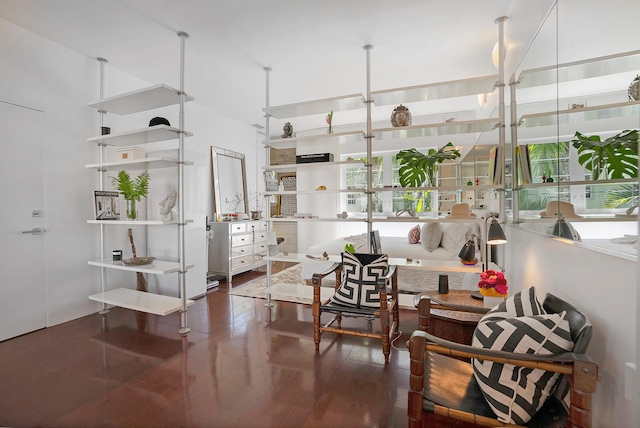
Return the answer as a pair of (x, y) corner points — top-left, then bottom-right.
(22, 227), (45, 235)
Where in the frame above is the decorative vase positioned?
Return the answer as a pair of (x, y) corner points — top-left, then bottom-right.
(391, 104), (412, 127)
(483, 295), (505, 308)
(126, 199), (138, 220)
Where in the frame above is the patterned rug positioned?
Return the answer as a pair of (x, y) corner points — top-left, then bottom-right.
(228, 264), (332, 305)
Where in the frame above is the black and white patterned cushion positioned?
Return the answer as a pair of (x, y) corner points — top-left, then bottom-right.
(471, 288), (574, 425)
(330, 253), (388, 308)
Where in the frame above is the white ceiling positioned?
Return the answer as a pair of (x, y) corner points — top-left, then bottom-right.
(0, 0), (535, 127)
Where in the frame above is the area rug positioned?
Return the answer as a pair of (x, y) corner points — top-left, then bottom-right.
(227, 264), (473, 309)
(228, 264), (332, 305)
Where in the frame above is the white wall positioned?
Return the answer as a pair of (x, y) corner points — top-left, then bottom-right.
(0, 17), (258, 328)
(505, 226), (637, 425)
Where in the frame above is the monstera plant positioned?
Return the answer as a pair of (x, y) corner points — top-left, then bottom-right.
(396, 142), (461, 187)
(570, 129), (638, 180)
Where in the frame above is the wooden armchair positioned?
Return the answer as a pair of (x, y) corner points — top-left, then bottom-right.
(408, 292), (598, 427)
(312, 252), (399, 363)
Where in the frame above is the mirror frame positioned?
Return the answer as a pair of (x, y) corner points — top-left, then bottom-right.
(211, 146), (248, 216)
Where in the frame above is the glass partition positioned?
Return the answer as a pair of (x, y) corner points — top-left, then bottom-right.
(511, 0), (640, 259)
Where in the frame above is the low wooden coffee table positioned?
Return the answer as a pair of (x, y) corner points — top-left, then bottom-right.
(413, 290), (487, 345)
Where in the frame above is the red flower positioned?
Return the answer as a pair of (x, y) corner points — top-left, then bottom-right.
(478, 269), (508, 297)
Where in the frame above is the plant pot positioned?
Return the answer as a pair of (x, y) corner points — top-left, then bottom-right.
(126, 199), (138, 220)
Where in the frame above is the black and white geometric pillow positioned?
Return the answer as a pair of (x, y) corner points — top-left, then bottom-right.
(472, 291), (574, 425)
(480, 286), (545, 324)
(330, 253), (389, 308)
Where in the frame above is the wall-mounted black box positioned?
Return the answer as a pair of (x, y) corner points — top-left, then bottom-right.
(295, 153), (334, 163)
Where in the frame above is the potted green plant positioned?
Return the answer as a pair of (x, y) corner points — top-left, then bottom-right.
(396, 142), (461, 187)
(570, 129), (638, 180)
(111, 170), (150, 220)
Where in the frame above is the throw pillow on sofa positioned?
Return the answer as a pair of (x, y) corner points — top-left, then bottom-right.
(420, 222), (443, 252)
(471, 287), (574, 425)
(408, 224), (421, 244)
(440, 222), (469, 256)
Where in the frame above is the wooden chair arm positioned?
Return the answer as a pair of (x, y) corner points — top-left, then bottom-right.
(311, 263), (341, 288)
(409, 330), (597, 376)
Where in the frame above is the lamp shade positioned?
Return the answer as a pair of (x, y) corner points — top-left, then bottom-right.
(487, 218), (507, 244)
(552, 218), (574, 240)
(458, 239), (476, 261)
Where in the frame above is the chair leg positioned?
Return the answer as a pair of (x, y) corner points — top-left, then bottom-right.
(381, 311), (390, 363)
(312, 281), (321, 354)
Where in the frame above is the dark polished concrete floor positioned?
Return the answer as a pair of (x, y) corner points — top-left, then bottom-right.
(0, 269), (419, 427)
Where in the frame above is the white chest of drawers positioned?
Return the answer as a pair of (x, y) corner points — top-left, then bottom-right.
(208, 220), (267, 288)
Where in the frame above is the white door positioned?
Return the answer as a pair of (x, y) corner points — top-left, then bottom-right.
(0, 101), (46, 341)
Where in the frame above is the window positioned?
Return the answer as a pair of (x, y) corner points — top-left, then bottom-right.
(344, 153), (436, 215)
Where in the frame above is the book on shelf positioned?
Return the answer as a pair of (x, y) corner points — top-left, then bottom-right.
(516, 145), (533, 184)
(488, 146), (503, 185)
(94, 190), (120, 220)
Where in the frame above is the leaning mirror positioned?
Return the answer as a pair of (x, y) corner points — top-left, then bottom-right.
(211, 147), (248, 217)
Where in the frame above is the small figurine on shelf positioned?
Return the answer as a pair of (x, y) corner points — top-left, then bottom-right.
(159, 189), (177, 221)
(282, 122), (293, 138)
(542, 174), (547, 183)
(475, 177), (479, 186)
(278, 180), (285, 192)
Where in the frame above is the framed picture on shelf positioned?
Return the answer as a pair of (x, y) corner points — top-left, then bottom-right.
(264, 170), (278, 191)
(94, 190), (120, 220)
(277, 173), (297, 216)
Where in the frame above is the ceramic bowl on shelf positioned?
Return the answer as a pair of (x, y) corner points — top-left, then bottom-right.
(122, 257), (155, 266)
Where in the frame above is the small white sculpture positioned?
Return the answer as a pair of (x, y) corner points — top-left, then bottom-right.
(159, 190), (177, 221)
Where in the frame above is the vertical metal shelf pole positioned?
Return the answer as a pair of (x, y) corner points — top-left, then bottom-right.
(495, 16), (508, 222)
(97, 57), (109, 315)
(263, 66), (274, 308)
(509, 76), (520, 223)
(495, 16), (508, 270)
(177, 31), (190, 335)
(363, 45), (373, 250)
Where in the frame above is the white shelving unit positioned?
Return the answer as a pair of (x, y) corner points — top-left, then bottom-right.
(86, 32), (194, 334)
(259, 21), (509, 295)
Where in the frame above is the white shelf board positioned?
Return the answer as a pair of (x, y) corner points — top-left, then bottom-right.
(266, 217), (368, 223)
(519, 178), (637, 188)
(264, 188), (367, 196)
(517, 100), (640, 128)
(372, 75), (499, 106)
(517, 50), (640, 89)
(263, 93), (365, 119)
(87, 125), (193, 147)
(264, 159), (365, 171)
(88, 259), (194, 274)
(372, 118), (499, 140)
(87, 84), (194, 115)
(88, 219), (193, 225)
(370, 184), (501, 192)
(89, 287), (194, 316)
(85, 156), (193, 171)
(264, 130), (365, 149)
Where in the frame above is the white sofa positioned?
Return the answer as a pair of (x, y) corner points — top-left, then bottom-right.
(302, 221), (482, 293)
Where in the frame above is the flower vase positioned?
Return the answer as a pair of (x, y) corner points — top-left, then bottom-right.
(250, 210), (262, 220)
(126, 199), (138, 220)
(483, 295), (505, 308)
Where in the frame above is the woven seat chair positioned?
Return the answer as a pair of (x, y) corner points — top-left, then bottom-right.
(408, 291), (598, 427)
(311, 252), (399, 364)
